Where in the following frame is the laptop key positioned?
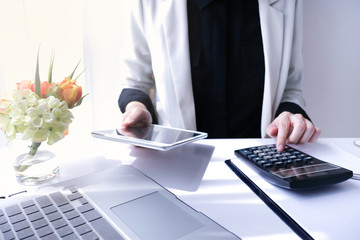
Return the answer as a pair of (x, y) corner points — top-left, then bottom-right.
(68, 186), (78, 194)
(82, 209), (101, 222)
(36, 225), (53, 238)
(24, 236), (38, 240)
(65, 210), (80, 220)
(81, 231), (99, 240)
(42, 205), (57, 215)
(3, 230), (16, 240)
(46, 211), (62, 222)
(4, 205), (22, 217)
(9, 213), (26, 224)
(59, 204), (74, 213)
(20, 200), (36, 209)
(0, 222), (11, 233)
(15, 227), (34, 239)
(62, 233), (80, 240)
(27, 211), (44, 222)
(51, 218), (68, 229)
(77, 204), (93, 214)
(13, 220), (30, 232)
(75, 223), (92, 235)
(50, 192), (69, 207)
(57, 225), (74, 238)
(90, 217), (125, 240)
(41, 233), (59, 240)
(31, 218), (48, 230)
(67, 192), (83, 201)
(35, 196), (53, 208)
(0, 215), (8, 225)
(69, 216), (86, 228)
(23, 205), (39, 215)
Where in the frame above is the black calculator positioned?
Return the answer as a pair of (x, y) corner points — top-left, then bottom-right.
(233, 144), (353, 190)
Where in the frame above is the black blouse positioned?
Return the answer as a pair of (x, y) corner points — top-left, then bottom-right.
(188, 0), (265, 138)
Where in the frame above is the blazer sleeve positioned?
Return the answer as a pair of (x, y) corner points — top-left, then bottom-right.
(280, 0), (306, 109)
(119, 0), (155, 99)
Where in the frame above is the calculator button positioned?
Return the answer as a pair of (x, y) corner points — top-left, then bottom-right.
(247, 154), (258, 160)
(241, 150), (252, 155)
(263, 163), (273, 168)
(294, 158), (303, 164)
(253, 157), (263, 163)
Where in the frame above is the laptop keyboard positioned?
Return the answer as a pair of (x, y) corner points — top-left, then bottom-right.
(0, 187), (124, 240)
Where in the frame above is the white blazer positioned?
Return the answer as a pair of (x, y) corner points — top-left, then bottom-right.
(119, 0), (306, 138)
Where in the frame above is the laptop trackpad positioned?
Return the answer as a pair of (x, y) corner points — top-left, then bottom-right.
(111, 191), (204, 240)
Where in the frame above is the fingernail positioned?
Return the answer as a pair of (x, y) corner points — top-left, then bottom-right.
(277, 144), (284, 151)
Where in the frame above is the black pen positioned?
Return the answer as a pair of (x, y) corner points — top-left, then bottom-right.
(225, 159), (314, 240)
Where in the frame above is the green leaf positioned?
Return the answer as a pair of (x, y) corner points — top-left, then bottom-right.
(34, 48), (41, 98)
(74, 68), (86, 81)
(68, 59), (82, 79)
(48, 50), (55, 83)
(73, 93), (88, 108)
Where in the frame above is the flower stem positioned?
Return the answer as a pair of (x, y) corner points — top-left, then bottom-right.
(29, 142), (41, 156)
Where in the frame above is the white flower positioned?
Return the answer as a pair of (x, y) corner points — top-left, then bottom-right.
(9, 100), (31, 126)
(13, 89), (38, 107)
(26, 100), (54, 128)
(52, 108), (73, 126)
(44, 122), (67, 145)
(0, 114), (16, 140)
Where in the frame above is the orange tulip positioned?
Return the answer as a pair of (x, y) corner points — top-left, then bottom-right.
(56, 77), (82, 108)
(40, 81), (56, 98)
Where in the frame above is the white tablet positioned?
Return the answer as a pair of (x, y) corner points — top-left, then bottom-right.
(91, 124), (208, 151)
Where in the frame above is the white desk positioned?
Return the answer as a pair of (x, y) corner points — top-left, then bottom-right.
(1, 137), (359, 240)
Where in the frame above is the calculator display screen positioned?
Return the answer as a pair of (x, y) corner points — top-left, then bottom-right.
(272, 163), (340, 179)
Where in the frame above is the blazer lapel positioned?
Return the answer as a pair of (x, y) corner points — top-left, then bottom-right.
(258, 0), (284, 136)
(160, 0), (197, 130)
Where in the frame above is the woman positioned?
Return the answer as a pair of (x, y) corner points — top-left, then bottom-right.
(118, 0), (321, 151)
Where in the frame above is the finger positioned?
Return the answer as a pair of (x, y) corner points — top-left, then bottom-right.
(121, 109), (145, 127)
(124, 112), (139, 126)
(266, 122), (278, 138)
(121, 111), (131, 127)
(129, 108), (152, 127)
(298, 120), (316, 144)
(287, 114), (307, 144)
(276, 115), (291, 152)
(309, 127), (321, 142)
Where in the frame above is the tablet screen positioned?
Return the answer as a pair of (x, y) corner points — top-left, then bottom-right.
(91, 124), (207, 151)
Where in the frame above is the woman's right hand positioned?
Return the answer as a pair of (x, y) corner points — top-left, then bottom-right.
(121, 101), (152, 127)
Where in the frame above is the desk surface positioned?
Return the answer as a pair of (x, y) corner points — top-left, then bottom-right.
(1, 137), (359, 240)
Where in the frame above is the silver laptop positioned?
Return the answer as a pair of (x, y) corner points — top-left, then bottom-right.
(0, 165), (239, 240)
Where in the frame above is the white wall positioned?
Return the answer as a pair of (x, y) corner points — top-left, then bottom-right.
(302, 0), (360, 137)
(83, 0), (126, 131)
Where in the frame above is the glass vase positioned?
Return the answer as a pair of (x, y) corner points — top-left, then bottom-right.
(13, 149), (59, 185)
